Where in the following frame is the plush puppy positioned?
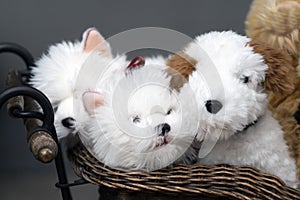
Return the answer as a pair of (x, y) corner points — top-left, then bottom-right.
(29, 27), (127, 140)
(245, 0), (300, 180)
(166, 31), (298, 187)
(74, 59), (199, 171)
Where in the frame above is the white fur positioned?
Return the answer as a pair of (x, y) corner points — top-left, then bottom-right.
(30, 30), (169, 141)
(77, 63), (199, 171)
(183, 31), (297, 187)
(30, 41), (87, 139)
(54, 97), (76, 138)
(30, 39), (98, 104)
(29, 30), (127, 140)
(30, 31), (199, 170)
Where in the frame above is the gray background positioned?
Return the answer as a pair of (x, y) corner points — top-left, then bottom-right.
(0, 0), (251, 199)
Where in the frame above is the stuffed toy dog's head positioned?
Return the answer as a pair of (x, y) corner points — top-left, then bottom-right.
(30, 28), (121, 139)
(79, 63), (198, 170)
(30, 27), (112, 105)
(167, 31), (294, 143)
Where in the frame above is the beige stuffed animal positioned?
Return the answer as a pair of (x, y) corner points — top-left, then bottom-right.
(245, 0), (300, 179)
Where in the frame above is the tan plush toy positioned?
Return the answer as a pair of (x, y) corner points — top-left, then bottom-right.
(245, 0), (300, 179)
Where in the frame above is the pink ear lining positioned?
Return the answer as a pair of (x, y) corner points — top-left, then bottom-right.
(82, 91), (104, 115)
(83, 28), (95, 51)
(83, 28), (106, 53)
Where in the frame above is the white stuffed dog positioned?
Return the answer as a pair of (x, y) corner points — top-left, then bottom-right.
(167, 31), (298, 187)
(76, 60), (199, 171)
(30, 28), (127, 139)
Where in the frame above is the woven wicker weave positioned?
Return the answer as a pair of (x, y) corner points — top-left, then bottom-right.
(68, 143), (300, 200)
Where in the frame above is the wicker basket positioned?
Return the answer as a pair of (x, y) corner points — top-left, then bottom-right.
(68, 142), (300, 200)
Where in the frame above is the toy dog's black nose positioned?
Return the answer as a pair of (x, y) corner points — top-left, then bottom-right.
(159, 123), (171, 136)
(205, 100), (222, 114)
(62, 117), (75, 128)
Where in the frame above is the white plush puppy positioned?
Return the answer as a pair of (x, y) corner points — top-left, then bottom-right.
(30, 28), (127, 139)
(75, 60), (199, 171)
(167, 31), (298, 187)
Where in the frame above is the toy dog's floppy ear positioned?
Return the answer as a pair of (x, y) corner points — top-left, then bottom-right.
(82, 27), (112, 57)
(166, 52), (197, 91)
(248, 40), (295, 94)
(83, 91), (104, 115)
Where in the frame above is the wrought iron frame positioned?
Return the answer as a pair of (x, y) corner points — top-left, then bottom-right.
(0, 43), (88, 200)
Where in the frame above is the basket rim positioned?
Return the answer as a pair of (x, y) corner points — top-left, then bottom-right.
(68, 142), (300, 199)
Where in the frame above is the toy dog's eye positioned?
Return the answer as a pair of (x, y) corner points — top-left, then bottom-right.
(133, 116), (141, 123)
(166, 108), (173, 115)
(241, 76), (250, 84)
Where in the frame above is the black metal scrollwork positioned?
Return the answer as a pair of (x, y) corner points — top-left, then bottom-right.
(0, 43), (76, 200)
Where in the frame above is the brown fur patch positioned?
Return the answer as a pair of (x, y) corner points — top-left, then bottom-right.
(269, 84), (300, 180)
(248, 40), (295, 94)
(166, 52), (197, 91)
